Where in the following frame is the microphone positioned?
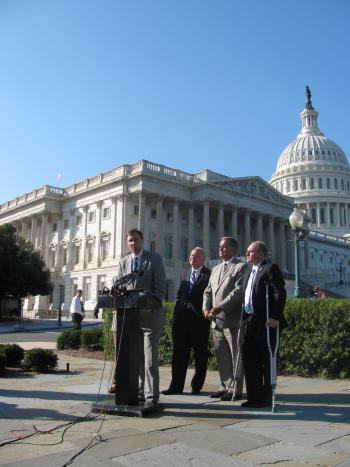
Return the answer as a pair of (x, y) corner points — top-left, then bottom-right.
(112, 269), (144, 288)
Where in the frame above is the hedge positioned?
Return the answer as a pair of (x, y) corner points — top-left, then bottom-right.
(100, 298), (350, 379)
(57, 329), (82, 350)
(279, 298), (350, 378)
(81, 327), (103, 350)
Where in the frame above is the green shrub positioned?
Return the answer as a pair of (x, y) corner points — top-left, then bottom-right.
(0, 354), (6, 373)
(23, 348), (58, 372)
(0, 343), (24, 366)
(81, 327), (103, 351)
(56, 330), (82, 350)
(279, 298), (350, 378)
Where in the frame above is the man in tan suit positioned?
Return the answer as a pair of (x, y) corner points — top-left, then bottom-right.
(203, 237), (248, 401)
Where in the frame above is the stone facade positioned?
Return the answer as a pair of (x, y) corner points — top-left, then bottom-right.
(0, 160), (294, 316)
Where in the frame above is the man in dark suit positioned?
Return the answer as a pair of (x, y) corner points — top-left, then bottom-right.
(116, 229), (166, 408)
(163, 247), (211, 395)
(241, 241), (286, 408)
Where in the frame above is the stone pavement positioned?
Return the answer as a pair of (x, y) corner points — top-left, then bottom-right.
(0, 329), (350, 466)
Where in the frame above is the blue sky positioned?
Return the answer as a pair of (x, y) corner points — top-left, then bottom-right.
(0, 0), (349, 203)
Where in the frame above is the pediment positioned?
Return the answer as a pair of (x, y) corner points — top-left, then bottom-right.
(213, 176), (293, 207)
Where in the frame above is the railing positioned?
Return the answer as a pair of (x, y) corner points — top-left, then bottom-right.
(0, 185), (64, 213)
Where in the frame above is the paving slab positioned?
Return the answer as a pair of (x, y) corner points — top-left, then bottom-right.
(238, 440), (349, 466)
(110, 440), (255, 466)
(162, 422), (279, 455)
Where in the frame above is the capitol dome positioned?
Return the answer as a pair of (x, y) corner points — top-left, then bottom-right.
(270, 87), (350, 237)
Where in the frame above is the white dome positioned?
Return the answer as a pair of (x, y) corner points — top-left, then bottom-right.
(270, 87), (350, 238)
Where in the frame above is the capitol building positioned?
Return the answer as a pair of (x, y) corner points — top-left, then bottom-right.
(1, 89), (349, 317)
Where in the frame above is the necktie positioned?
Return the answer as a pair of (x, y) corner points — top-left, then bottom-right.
(219, 262), (228, 283)
(132, 256), (139, 272)
(244, 268), (256, 313)
(189, 270), (196, 291)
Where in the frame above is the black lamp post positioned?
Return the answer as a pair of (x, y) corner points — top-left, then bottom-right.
(289, 208), (306, 298)
(57, 284), (64, 326)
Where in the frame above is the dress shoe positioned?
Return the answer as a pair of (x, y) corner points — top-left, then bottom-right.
(241, 400), (271, 408)
(220, 392), (234, 401)
(162, 388), (183, 395)
(143, 400), (162, 410)
(210, 390), (227, 398)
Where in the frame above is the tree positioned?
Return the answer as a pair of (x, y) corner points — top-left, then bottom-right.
(0, 224), (52, 318)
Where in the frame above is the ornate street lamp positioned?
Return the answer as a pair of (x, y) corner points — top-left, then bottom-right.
(289, 207), (308, 298)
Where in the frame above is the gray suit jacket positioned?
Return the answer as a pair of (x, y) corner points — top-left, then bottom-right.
(203, 258), (248, 329)
(117, 249), (166, 329)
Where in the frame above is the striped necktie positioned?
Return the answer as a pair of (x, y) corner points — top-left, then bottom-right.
(189, 270), (197, 291)
(132, 256), (139, 272)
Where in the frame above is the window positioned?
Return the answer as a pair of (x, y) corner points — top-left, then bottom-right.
(52, 223), (57, 233)
(85, 279), (92, 301)
(293, 179), (298, 191)
(320, 208), (325, 224)
(103, 207), (110, 219)
(330, 208), (334, 225)
(327, 178), (330, 189)
(286, 180), (290, 192)
(334, 178), (338, 189)
(341, 179), (345, 190)
(311, 208), (316, 223)
(310, 178), (314, 189)
(62, 247), (68, 266)
(167, 212), (173, 223)
(150, 240), (156, 252)
(74, 245), (80, 264)
(318, 178), (323, 189)
(76, 215), (82, 226)
(87, 242), (94, 262)
(88, 211), (96, 223)
(182, 216), (188, 225)
(302, 179), (306, 190)
(100, 235), (110, 261)
(63, 219), (69, 229)
(151, 209), (157, 219)
(134, 205), (139, 216)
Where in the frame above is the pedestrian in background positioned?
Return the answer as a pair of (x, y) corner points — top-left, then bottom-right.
(70, 289), (84, 330)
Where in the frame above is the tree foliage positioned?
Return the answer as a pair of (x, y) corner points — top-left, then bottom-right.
(0, 223), (52, 302)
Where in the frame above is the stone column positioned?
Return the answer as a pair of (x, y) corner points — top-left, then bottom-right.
(277, 222), (287, 271)
(67, 209), (75, 268)
(31, 216), (37, 248)
(336, 203), (341, 228)
(95, 201), (102, 267)
(203, 201), (210, 258)
(256, 213), (263, 241)
(40, 213), (49, 263)
(231, 207), (238, 240)
(155, 197), (163, 254)
(325, 202), (330, 226)
(110, 197), (117, 259)
(267, 216), (275, 261)
(80, 206), (88, 268)
(217, 204), (224, 243)
(243, 210), (251, 251)
(138, 192), (145, 233)
(188, 205), (194, 251)
(115, 194), (126, 258)
(316, 203), (321, 227)
(55, 216), (62, 270)
(172, 201), (179, 260)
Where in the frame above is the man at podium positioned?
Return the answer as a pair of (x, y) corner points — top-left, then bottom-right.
(117, 229), (166, 409)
